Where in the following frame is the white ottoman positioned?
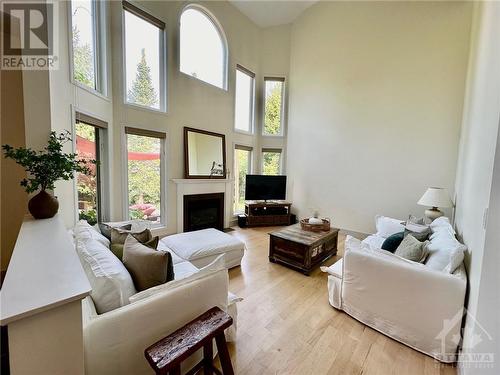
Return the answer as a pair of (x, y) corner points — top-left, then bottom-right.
(160, 228), (245, 269)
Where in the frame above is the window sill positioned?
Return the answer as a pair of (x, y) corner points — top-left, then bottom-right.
(233, 128), (254, 136)
(179, 70), (228, 92)
(124, 102), (168, 116)
(72, 80), (111, 102)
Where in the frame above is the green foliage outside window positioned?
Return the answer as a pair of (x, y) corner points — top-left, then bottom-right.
(234, 149), (250, 213)
(264, 82), (283, 135)
(263, 152), (281, 176)
(127, 49), (159, 108)
(72, 25), (95, 88)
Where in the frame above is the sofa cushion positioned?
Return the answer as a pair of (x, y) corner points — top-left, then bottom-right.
(173, 261), (199, 280)
(362, 234), (386, 250)
(375, 215), (405, 238)
(394, 235), (429, 263)
(160, 228), (244, 262)
(76, 238), (136, 314)
(425, 230), (466, 273)
(381, 232), (404, 252)
(74, 220), (110, 248)
(129, 254), (226, 303)
(122, 235), (174, 291)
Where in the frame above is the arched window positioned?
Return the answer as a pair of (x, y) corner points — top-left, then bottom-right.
(180, 5), (227, 89)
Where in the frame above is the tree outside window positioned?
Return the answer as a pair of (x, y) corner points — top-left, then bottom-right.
(264, 78), (284, 136)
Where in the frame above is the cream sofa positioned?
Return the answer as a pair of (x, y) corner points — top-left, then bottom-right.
(72, 221), (241, 375)
(324, 216), (467, 363)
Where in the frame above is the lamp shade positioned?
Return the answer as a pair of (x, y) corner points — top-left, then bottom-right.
(417, 187), (453, 208)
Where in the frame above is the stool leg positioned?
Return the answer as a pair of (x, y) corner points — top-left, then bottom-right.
(203, 341), (213, 375)
(170, 364), (181, 375)
(215, 334), (234, 375)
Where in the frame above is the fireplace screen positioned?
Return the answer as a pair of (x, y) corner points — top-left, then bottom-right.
(183, 193), (224, 232)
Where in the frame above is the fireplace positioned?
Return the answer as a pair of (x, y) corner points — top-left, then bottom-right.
(183, 193), (224, 232)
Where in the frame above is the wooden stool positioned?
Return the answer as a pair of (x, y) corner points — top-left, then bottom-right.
(145, 307), (234, 375)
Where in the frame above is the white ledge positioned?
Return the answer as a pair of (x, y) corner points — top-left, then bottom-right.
(0, 216), (91, 325)
(172, 178), (234, 184)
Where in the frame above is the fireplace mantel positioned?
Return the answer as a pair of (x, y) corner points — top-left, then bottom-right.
(172, 178), (233, 184)
(172, 178), (234, 232)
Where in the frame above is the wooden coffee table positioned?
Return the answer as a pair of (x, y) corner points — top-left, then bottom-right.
(269, 224), (339, 275)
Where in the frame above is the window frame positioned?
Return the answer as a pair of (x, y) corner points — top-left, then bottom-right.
(68, 0), (108, 97)
(262, 76), (286, 137)
(233, 144), (253, 215)
(233, 64), (256, 135)
(122, 126), (167, 228)
(261, 147), (283, 176)
(178, 3), (229, 91)
(122, 1), (167, 113)
(72, 109), (110, 224)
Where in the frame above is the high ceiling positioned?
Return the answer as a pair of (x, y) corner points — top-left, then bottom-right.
(229, 1), (317, 28)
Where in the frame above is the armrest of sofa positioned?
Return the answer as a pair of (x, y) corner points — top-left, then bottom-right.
(83, 269), (229, 375)
(341, 248), (466, 360)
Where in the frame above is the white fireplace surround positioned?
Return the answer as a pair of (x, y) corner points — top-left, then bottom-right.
(172, 179), (234, 233)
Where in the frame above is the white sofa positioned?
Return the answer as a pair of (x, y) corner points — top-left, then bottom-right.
(325, 216), (467, 363)
(72, 221), (242, 375)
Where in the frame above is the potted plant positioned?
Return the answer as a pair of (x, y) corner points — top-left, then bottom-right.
(2, 131), (95, 219)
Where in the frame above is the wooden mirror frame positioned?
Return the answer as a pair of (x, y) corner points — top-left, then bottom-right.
(184, 127), (227, 179)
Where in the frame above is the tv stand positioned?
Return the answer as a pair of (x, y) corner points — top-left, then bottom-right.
(244, 200), (292, 227)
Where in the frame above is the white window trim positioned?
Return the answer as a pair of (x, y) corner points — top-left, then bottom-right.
(71, 105), (111, 224)
(122, 126), (168, 229)
(178, 3), (229, 91)
(233, 143), (254, 216)
(233, 64), (256, 135)
(68, 0), (109, 98)
(121, 4), (168, 113)
(262, 76), (286, 138)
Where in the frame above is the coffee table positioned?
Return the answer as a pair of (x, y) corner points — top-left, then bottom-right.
(269, 224), (339, 275)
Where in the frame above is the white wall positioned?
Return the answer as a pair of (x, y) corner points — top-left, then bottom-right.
(47, 1), (290, 235)
(286, 1), (473, 233)
(453, 3), (500, 373)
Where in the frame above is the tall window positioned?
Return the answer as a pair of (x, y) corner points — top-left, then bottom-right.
(125, 127), (165, 225)
(262, 148), (282, 176)
(123, 1), (166, 110)
(71, 0), (99, 90)
(263, 77), (285, 136)
(234, 65), (255, 133)
(180, 5), (227, 89)
(234, 145), (252, 213)
(75, 112), (107, 224)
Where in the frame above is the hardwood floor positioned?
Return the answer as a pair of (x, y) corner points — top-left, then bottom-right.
(221, 226), (456, 375)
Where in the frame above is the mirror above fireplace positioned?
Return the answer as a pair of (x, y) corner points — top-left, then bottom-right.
(184, 127), (226, 179)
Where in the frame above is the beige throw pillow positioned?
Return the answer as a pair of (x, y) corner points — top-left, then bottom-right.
(122, 235), (172, 291)
(110, 236), (159, 261)
(111, 227), (151, 245)
(395, 235), (429, 263)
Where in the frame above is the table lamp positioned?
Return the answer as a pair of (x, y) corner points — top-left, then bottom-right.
(417, 187), (453, 221)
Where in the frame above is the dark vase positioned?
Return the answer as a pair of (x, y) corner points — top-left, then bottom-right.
(28, 190), (59, 219)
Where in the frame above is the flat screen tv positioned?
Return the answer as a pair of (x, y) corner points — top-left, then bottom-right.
(245, 175), (287, 201)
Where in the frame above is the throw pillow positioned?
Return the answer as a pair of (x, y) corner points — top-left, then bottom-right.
(110, 236), (159, 261)
(394, 235), (429, 263)
(99, 223), (132, 241)
(122, 235), (174, 291)
(375, 215), (405, 238)
(110, 227), (151, 245)
(73, 220), (111, 247)
(76, 238), (136, 314)
(381, 232), (404, 252)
